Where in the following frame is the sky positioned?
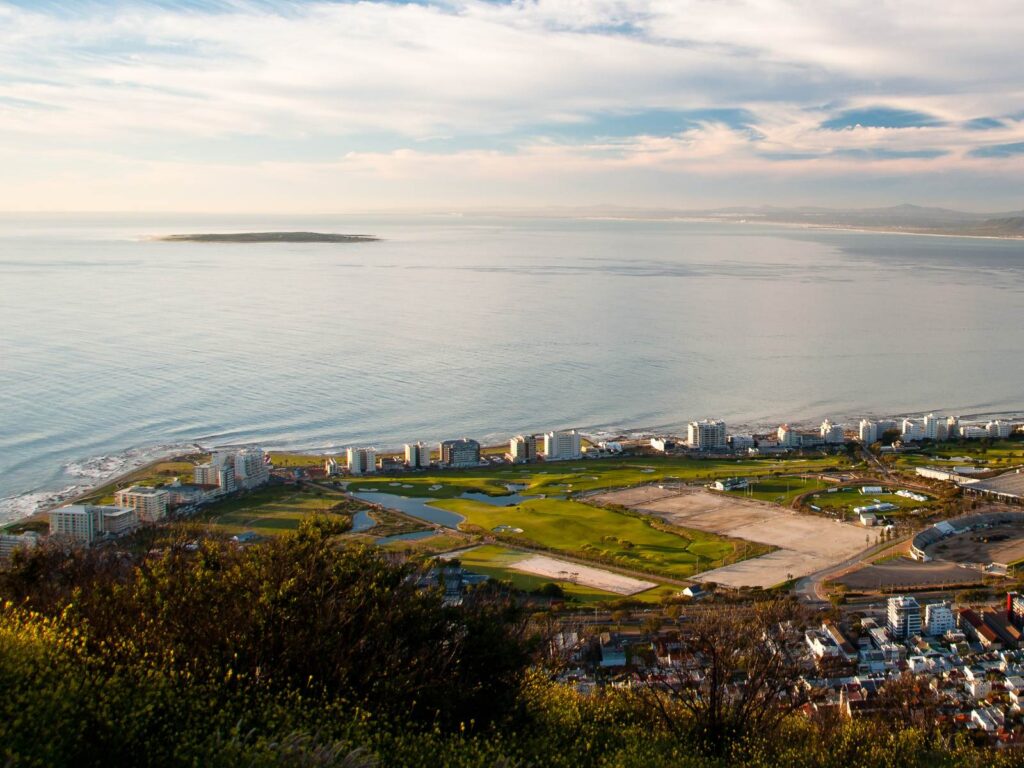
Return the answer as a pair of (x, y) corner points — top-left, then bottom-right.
(1, 0), (1023, 213)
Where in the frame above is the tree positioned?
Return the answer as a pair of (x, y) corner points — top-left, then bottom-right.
(644, 599), (818, 756)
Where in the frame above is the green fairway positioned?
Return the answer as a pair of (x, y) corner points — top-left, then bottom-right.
(346, 454), (851, 500)
(452, 545), (679, 603)
(429, 496), (761, 579)
(890, 439), (1024, 471)
(198, 485), (357, 536)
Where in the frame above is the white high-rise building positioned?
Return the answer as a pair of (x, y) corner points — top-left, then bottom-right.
(947, 416), (960, 439)
(925, 602), (955, 636)
(543, 430), (582, 461)
(114, 486), (169, 523)
(404, 442), (432, 468)
(858, 419), (878, 444)
(49, 504), (138, 545)
(987, 420), (1012, 439)
(509, 435), (538, 464)
(776, 424), (798, 448)
(234, 448), (270, 489)
(901, 418), (924, 442)
(923, 413), (943, 440)
(820, 419), (844, 444)
(688, 420), (727, 451)
(194, 448), (268, 493)
(887, 595), (922, 639)
(347, 447), (377, 475)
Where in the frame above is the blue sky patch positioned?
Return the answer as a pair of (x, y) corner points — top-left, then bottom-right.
(821, 107), (943, 130)
(969, 141), (1024, 158)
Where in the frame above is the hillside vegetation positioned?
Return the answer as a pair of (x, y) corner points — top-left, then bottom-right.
(2, 520), (1021, 767)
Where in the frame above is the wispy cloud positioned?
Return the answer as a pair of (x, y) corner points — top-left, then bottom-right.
(0, 0), (1023, 210)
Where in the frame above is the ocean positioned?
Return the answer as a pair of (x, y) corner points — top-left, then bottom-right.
(2, 213), (1023, 523)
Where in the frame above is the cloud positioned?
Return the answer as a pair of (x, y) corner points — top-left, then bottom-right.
(969, 141), (1024, 158)
(0, 0), (1023, 209)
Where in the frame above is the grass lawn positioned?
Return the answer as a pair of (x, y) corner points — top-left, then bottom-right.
(429, 496), (752, 579)
(346, 454), (851, 501)
(726, 475), (829, 505)
(198, 485), (356, 536)
(806, 486), (934, 517)
(451, 545), (679, 604)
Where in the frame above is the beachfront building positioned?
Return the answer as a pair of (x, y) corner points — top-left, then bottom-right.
(901, 419), (924, 442)
(820, 419), (845, 444)
(960, 425), (988, 440)
(859, 419), (879, 444)
(325, 457), (341, 476)
(194, 448), (269, 493)
(404, 442), (432, 468)
(509, 435), (538, 464)
(347, 447), (377, 475)
(988, 420), (1013, 439)
(194, 454), (237, 494)
(114, 486), (169, 523)
(235, 448), (270, 489)
(439, 438), (481, 468)
(728, 434), (754, 450)
(947, 416), (960, 438)
(887, 596), (922, 639)
(688, 419), (727, 451)
(776, 424), (798, 448)
(49, 504), (139, 545)
(0, 532), (38, 562)
(543, 430), (582, 461)
(923, 413), (946, 440)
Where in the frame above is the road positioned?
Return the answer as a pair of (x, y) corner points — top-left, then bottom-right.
(795, 534), (912, 605)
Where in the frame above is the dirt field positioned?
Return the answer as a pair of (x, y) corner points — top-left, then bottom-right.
(591, 488), (869, 589)
(926, 524), (1024, 565)
(509, 555), (657, 595)
(589, 485), (684, 507)
(837, 559), (984, 590)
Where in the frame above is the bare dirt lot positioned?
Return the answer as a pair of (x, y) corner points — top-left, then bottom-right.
(926, 524), (1024, 565)
(509, 555), (657, 595)
(836, 559), (984, 590)
(591, 487), (869, 589)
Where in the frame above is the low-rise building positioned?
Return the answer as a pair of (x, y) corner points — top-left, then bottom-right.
(49, 504), (139, 545)
(0, 532), (39, 562)
(114, 486), (169, 523)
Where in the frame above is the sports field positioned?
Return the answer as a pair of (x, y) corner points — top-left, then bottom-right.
(596, 488), (869, 588)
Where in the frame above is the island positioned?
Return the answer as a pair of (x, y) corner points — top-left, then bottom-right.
(156, 231), (379, 243)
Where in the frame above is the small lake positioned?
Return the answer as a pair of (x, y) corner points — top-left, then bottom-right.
(350, 509), (375, 533)
(350, 491), (465, 528)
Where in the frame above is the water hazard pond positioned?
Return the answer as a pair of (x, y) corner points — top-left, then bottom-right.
(349, 489), (534, 530)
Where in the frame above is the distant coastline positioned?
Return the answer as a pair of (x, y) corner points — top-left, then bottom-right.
(155, 231), (379, 243)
